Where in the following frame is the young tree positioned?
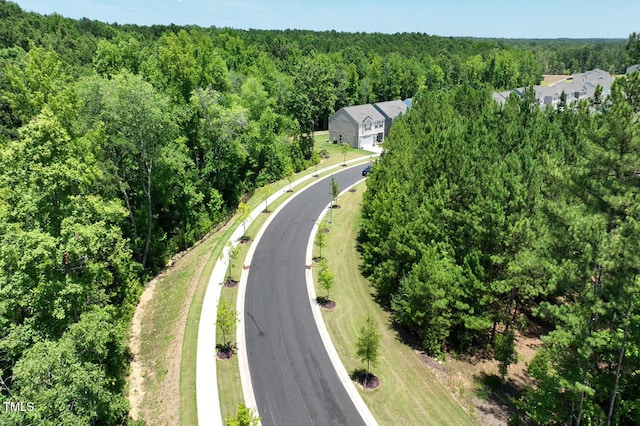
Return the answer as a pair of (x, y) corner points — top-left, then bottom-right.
(262, 183), (274, 213)
(317, 259), (334, 302)
(356, 315), (381, 388)
(225, 242), (241, 284)
(314, 228), (327, 260)
(225, 403), (260, 426)
(331, 175), (340, 203)
(341, 142), (349, 166)
(237, 201), (251, 238)
(284, 162), (295, 192)
(216, 299), (239, 353)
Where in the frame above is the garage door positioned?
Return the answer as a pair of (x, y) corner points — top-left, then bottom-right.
(359, 134), (374, 150)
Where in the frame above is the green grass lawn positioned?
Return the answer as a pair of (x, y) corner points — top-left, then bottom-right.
(136, 134), (376, 425)
(314, 182), (477, 425)
(156, 137), (375, 423)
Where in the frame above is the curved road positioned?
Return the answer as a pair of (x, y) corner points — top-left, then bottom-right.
(244, 166), (366, 426)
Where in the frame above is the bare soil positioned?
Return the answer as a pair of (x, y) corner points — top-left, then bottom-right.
(128, 219), (234, 424)
(128, 278), (155, 421)
(542, 74), (571, 86)
(420, 329), (542, 426)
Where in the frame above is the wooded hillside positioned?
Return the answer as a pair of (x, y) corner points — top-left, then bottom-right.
(0, 0), (636, 423)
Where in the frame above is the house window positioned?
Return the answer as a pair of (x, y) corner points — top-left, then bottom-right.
(363, 122), (372, 131)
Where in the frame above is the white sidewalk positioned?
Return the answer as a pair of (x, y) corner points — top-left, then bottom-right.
(196, 153), (378, 425)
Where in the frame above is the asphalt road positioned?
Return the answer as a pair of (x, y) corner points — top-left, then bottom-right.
(244, 165), (367, 426)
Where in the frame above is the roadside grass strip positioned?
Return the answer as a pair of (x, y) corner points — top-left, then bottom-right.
(311, 182), (477, 426)
(195, 149), (377, 424)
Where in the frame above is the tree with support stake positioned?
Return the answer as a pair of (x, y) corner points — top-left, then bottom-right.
(237, 201), (251, 241)
(317, 259), (334, 307)
(314, 228), (327, 261)
(262, 183), (273, 213)
(284, 163), (295, 192)
(341, 143), (349, 166)
(222, 242), (240, 287)
(329, 175), (339, 223)
(356, 314), (381, 390)
(216, 299), (239, 359)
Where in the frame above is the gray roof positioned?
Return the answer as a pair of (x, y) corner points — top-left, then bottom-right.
(493, 68), (614, 108)
(338, 104), (386, 124)
(535, 86), (559, 98)
(492, 91), (511, 105)
(627, 64), (640, 74)
(373, 100), (408, 120)
(572, 69), (613, 88)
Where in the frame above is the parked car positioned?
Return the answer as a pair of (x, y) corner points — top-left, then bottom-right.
(362, 165), (372, 176)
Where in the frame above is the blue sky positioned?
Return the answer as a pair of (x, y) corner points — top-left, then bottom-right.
(11, 0), (640, 39)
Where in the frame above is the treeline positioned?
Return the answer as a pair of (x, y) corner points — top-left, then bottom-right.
(500, 38), (627, 75)
(358, 69), (640, 423)
(0, 0), (635, 422)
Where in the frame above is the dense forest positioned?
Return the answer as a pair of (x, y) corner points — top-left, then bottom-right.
(359, 42), (640, 424)
(0, 0), (637, 423)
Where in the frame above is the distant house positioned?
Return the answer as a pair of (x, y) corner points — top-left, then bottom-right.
(627, 64), (640, 74)
(373, 100), (408, 138)
(492, 90), (512, 106)
(328, 104), (386, 150)
(493, 68), (614, 110)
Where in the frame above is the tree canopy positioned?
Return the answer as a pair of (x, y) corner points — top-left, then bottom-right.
(0, 1), (637, 422)
(358, 75), (640, 424)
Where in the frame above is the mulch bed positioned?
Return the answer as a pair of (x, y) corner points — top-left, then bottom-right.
(224, 278), (238, 288)
(352, 371), (381, 390)
(239, 236), (252, 243)
(348, 188), (357, 192)
(216, 347), (235, 360)
(317, 297), (336, 310)
(320, 227), (331, 233)
(330, 204), (341, 209)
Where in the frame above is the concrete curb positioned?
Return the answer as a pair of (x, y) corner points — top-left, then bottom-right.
(305, 179), (379, 426)
(196, 154), (377, 425)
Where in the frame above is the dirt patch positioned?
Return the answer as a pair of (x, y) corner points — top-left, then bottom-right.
(419, 329), (542, 426)
(542, 74), (571, 86)
(128, 219), (234, 424)
(128, 279), (156, 420)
